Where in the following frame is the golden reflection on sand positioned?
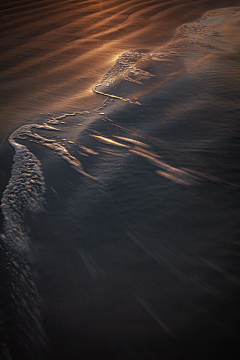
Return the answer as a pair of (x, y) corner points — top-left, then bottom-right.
(1, 0), (239, 135)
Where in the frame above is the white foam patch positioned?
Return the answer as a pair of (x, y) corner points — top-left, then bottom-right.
(92, 50), (154, 104)
(101, 50), (147, 85)
(91, 7), (240, 105)
(1, 120), (95, 253)
(0, 127), (48, 358)
(1, 143), (45, 252)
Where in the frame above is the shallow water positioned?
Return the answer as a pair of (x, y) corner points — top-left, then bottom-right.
(1, 2), (240, 360)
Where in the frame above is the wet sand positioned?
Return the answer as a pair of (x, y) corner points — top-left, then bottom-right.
(1, 0), (239, 203)
(1, 2), (240, 360)
(0, 0), (239, 136)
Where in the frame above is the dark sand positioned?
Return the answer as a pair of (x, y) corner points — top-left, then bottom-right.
(1, 2), (240, 360)
(1, 0), (239, 204)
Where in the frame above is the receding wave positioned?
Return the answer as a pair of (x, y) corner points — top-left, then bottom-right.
(1, 130), (48, 359)
(1, 4), (240, 358)
(1, 0), (238, 136)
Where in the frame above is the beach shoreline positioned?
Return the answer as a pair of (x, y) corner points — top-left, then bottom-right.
(1, 2), (240, 359)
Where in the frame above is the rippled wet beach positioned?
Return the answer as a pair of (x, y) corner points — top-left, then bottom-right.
(1, 1), (240, 359)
